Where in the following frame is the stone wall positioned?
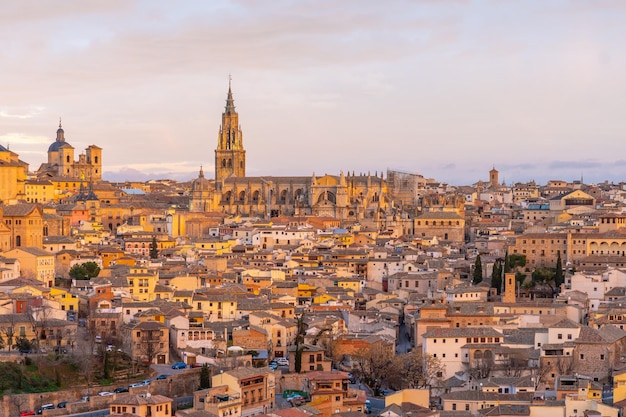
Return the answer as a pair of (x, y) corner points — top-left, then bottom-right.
(0, 368), (202, 417)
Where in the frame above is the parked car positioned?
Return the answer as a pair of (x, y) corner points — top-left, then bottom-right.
(94, 335), (102, 343)
(20, 411), (35, 416)
(56, 402), (68, 409)
(53, 346), (67, 354)
(365, 399), (371, 414)
(156, 374), (170, 380)
(347, 372), (357, 384)
(142, 379), (151, 386)
(171, 361), (187, 369)
(98, 392), (114, 396)
(129, 382), (145, 388)
(36, 404), (55, 414)
(191, 362), (208, 368)
(276, 358), (289, 366)
(287, 395), (305, 406)
(113, 387), (129, 393)
(268, 362), (278, 370)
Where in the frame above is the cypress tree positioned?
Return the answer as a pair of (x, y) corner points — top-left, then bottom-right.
(491, 260), (503, 294)
(554, 251), (564, 288)
(473, 255), (483, 285)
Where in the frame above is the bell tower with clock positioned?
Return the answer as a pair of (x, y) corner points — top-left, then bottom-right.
(215, 79), (246, 190)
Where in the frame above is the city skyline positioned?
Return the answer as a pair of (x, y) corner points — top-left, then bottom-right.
(2, 1), (626, 186)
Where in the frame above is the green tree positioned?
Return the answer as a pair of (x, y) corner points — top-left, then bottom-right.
(150, 236), (159, 259)
(491, 259), (503, 295)
(554, 251), (564, 288)
(508, 254), (527, 270)
(200, 364), (211, 389)
(531, 267), (556, 296)
(68, 262), (100, 280)
(473, 255), (483, 285)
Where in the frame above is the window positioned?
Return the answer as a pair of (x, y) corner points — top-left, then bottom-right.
(580, 354), (585, 360)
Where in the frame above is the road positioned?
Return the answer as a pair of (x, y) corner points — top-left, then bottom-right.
(395, 319), (412, 354)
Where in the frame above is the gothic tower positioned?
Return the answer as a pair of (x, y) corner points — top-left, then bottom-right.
(215, 81), (246, 190)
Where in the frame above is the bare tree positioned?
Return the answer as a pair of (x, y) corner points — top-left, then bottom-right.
(393, 350), (445, 389)
(468, 358), (494, 380)
(555, 356), (574, 375)
(27, 301), (54, 352)
(7, 391), (28, 416)
(138, 328), (163, 364)
(0, 314), (18, 352)
(351, 343), (395, 393)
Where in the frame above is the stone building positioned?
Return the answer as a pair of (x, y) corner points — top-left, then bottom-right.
(36, 121), (103, 181)
(189, 83), (394, 224)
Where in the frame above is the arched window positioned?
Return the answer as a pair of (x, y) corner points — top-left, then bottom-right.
(15, 235), (21, 247)
(228, 159), (232, 168)
(474, 350), (483, 360)
(95, 156), (99, 164)
(238, 191), (246, 202)
(252, 190), (260, 201)
(222, 159), (226, 167)
(66, 155), (70, 163)
(280, 190), (288, 203)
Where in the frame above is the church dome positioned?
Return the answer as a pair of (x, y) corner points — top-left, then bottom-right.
(191, 167), (211, 191)
(48, 140), (72, 152)
(48, 119), (72, 152)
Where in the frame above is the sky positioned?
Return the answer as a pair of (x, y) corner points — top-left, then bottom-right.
(1, 0), (626, 186)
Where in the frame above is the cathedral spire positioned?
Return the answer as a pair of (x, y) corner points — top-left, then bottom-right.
(225, 75), (236, 114)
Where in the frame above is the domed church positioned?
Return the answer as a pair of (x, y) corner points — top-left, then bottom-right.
(36, 120), (103, 181)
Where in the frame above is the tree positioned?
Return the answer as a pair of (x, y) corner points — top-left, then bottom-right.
(200, 364), (211, 389)
(554, 251), (564, 288)
(150, 236), (159, 259)
(294, 313), (307, 373)
(1, 317), (16, 352)
(473, 255), (483, 285)
(507, 254), (527, 270)
(352, 343), (396, 394)
(531, 267), (556, 296)
(393, 350), (445, 389)
(490, 259), (503, 294)
(68, 261), (100, 280)
(138, 328), (164, 364)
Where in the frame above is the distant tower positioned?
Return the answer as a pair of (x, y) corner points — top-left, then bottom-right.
(503, 272), (516, 303)
(489, 166), (499, 188)
(215, 79), (246, 190)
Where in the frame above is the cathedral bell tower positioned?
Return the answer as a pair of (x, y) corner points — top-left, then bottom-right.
(215, 80), (246, 190)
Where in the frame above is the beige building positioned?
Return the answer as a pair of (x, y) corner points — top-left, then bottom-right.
(122, 318), (170, 364)
(2, 203), (44, 249)
(0, 144), (28, 204)
(109, 393), (172, 417)
(212, 366), (276, 417)
(189, 83), (393, 223)
(36, 121), (103, 181)
(4, 247), (55, 287)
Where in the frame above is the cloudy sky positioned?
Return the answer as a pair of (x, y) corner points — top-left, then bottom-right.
(2, 0), (625, 185)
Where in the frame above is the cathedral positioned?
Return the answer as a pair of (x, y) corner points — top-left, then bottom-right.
(190, 83), (392, 222)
